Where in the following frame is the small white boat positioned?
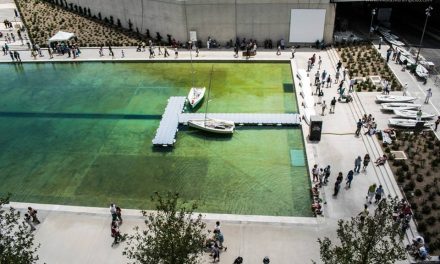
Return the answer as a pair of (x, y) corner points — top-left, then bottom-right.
(376, 95), (417, 103)
(393, 109), (435, 119)
(388, 118), (432, 128)
(381, 103), (421, 111)
(415, 65), (429, 78)
(188, 119), (235, 134)
(187, 87), (206, 108)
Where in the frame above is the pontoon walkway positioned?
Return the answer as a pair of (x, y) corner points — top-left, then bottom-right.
(152, 96), (301, 146)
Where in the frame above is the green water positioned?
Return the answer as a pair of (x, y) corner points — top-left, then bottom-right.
(0, 62), (311, 216)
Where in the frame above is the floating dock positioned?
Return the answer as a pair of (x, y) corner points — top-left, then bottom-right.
(152, 96), (301, 147)
(151, 97), (186, 146)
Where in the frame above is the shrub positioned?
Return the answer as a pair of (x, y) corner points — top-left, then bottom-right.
(405, 172), (412, 180)
(402, 163), (409, 172)
(397, 174), (405, 183)
(422, 205), (432, 215)
(429, 192), (437, 201)
(415, 189), (422, 196)
(403, 181), (415, 192)
(418, 221), (427, 232)
(426, 216), (437, 225)
(396, 168), (404, 177)
(432, 202), (438, 210)
(416, 175), (424, 182)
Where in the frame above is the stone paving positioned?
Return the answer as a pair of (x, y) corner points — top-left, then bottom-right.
(2, 3), (439, 264)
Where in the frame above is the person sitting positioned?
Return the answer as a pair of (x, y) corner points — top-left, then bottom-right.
(364, 127), (376, 136)
(311, 202), (322, 215)
(418, 246), (429, 260)
(375, 155), (388, 166)
(412, 236), (425, 248)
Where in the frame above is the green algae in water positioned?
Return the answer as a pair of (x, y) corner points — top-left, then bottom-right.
(0, 62), (311, 216)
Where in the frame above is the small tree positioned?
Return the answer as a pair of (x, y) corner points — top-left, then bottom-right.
(123, 192), (207, 264)
(314, 197), (407, 264)
(0, 194), (40, 264)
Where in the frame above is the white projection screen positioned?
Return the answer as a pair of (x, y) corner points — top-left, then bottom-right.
(289, 9), (326, 43)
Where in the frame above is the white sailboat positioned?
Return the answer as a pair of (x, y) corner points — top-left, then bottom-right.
(188, 118), (235, 134)
(187, 65), (235, 134)
(388, 119), (432, 128)
(381, 103), (421, 111)
(376, 95), (416, 103)
(393, 109), (435, 119)
(187, 87), (206, 108)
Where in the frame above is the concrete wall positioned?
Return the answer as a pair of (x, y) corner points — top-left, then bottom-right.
(65, 0), (336, 45)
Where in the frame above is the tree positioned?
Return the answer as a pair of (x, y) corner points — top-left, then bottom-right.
(314, 197), (407, 264)
(123, 192), (207, 264)
(0, 194), (40, 264)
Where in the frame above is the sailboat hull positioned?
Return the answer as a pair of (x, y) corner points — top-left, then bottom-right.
(188, 119), (235, 134)
(187, 87), (206, 108)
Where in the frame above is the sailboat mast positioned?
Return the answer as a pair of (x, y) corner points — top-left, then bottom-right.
(190, 41), (194, 88)
(204, 65), (214, 126)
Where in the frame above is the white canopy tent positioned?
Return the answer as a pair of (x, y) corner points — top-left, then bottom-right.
(48, 31), (75, 44)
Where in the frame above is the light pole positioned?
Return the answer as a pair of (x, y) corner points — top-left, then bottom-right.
(369, 8), (376, 39)
(416, 6), (433, 64)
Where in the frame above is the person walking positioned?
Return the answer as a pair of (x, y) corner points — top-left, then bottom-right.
(343, 68), (348, 79)
(335, 70), (340, 84)
(355, 119), (363, 136)
(321, 100), (327, 116)
(403, 83), (408, 96)
(354, 156), (362, 173)
(111, 221), (122, 246)
(359, 204), (369, 224)
(416, 109), (423, 122)
(424, 88), (432, 104)
(174, 47), (178, 59)
(276, 45), (281, 56)
(116, 206), (123, 224)
(9, 51), (14, 61)
(24, 213), (36, 231)
(307, 58), (312, 71)
(13, 51), (20, 62)
(375, 185), (384, 204)
(378, 37), (382, 49)
(315, 71), (320, 85)
(318, 56), (322, 70)
(318, 168), (325, 185)
(28, 207), (40, 224)
(290, 46), (295, 59)
(336, 60), (342, 72)
(435, 116), (440, 131)
(317, 90), (324, 104)
(121, 49), (125, 58)
(312, 164), (319, 182)
(212, 243), (220, 262)
(99, 45), (103, 57)
(363, 154), (371, 171)
(48, 48), (53, 59)
(333, 174), (342, 197)
(346, 170), (354, 188)
(366, 183), (377, 204)
(386, 48), (392, 62)
(323, 165), (331, 184)
(330, 97), (336, 113)
(164, 46), (169, 58)
(110, 203), (117, 221)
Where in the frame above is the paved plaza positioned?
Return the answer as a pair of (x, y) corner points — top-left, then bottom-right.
(1, 1), (440, 263)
